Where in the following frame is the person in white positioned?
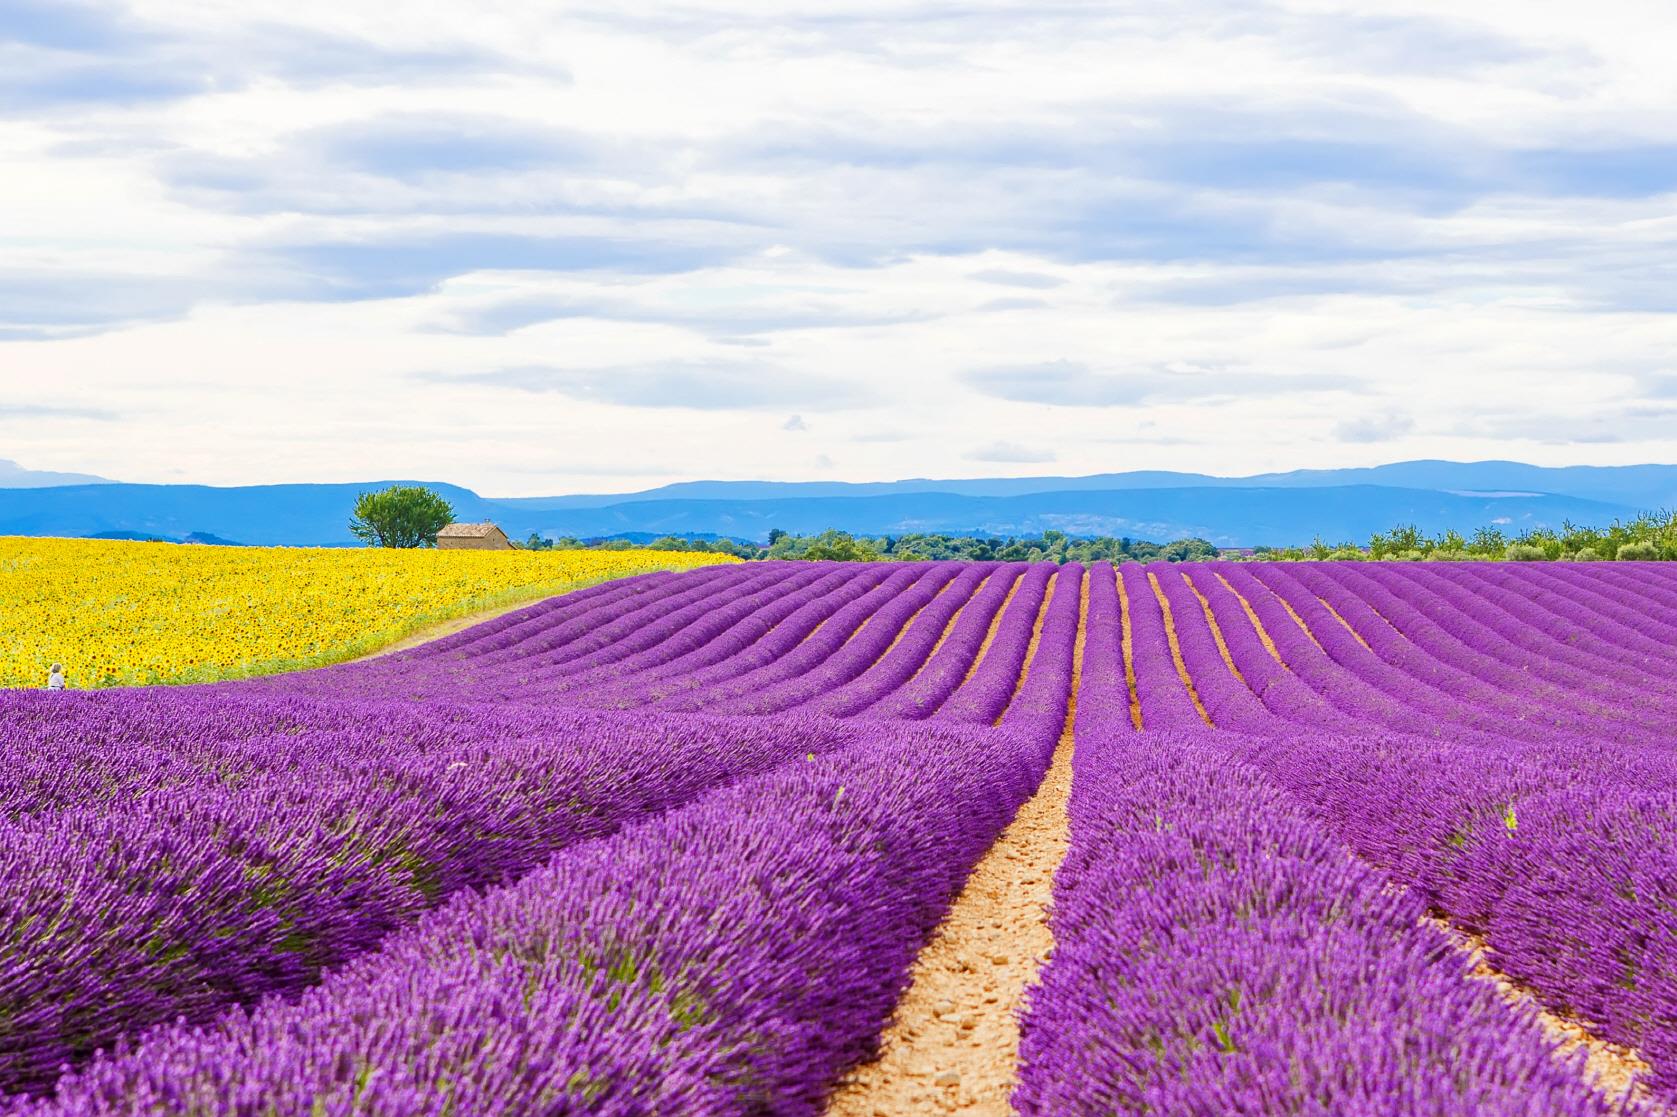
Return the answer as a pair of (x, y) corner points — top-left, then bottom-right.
(46, 663), (66, 690)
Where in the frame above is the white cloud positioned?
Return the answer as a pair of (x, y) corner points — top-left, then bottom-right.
(966, 441), (1057, 464)
(4, 0), (1677, 491)
(1334, 411), (1416, 443)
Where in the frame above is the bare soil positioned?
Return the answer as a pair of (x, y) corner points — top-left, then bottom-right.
(1147, 570), (1212, 726)
(1180, 571), (1246, 684)
(825, 728), (1072, 1116)
(1429, 917), (1656, 1111)
(1210, 571), (1284, 664)
(826, 573), (1084, 1116)
(343, 597), (554, 663)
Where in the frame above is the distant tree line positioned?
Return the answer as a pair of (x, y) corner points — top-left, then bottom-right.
(338, 485), (1675, 562)
(525, 510), (1677, 564)
(1251, 510), (1677, 562)
(522, 528), (1221, 563)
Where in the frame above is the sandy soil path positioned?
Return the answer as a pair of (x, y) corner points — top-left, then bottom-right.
(825, 574), (1084, 1116)
(343, 596), (552, 663)
(824, 731), (1073, 1116)
(1429, 917), (1656, 1111)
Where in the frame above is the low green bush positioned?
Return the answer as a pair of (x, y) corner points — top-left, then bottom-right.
(1616, 540), (1660, 561)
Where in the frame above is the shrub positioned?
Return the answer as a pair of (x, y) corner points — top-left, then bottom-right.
(1504, 543), (1547, 562)
(1616, 540), (1660, 561)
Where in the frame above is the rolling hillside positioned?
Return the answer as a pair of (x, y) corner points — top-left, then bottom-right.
(0, 462), (1659, 547)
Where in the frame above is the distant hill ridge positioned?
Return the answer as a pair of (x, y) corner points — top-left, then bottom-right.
(2, 460), (1674, 548)
(0, 458), (114, 489)
(509, 461), (1677, 511)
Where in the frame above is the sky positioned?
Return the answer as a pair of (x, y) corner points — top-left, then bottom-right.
(2, 0), (1675, 495)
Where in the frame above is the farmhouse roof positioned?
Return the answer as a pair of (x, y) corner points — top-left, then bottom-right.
(437, 522), (505, 538)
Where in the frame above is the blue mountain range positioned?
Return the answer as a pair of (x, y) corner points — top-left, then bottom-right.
(2, 460), (1673, 548)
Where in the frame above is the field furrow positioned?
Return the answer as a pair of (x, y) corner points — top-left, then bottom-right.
(4, 555), (1674, 1113)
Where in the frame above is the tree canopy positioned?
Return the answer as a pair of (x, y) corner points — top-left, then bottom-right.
(521, 528), (1221, 563)
(1256, 509), (1677, 562)
(349, 486), (456, 548)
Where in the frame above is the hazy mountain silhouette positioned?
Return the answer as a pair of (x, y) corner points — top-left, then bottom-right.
(4, 461), (1671, 546)
(0, 459), (114, 488)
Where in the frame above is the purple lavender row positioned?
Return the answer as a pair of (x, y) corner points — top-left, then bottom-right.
(1178, 565), (1367, 730)
(1469, 564), (1677, 666)
(528, 565), (840, 698)
(1369, 563), (1635, 691)
(936, 564), (1055, 726)
(1208, 563), (1416, 731)
(1375, 561), (1677, 717)
(652, 566), (932, 714)
(1148, 566), (1282, 732)
(1245, 564), (1521, 736)
(351, 565), (884, 714)
(861, 564), (1028, 721)
(1585, 563), (1677, 620)
(265, 564), (777, 704)
(707, 564), (964, 717)
(0, 688), (623, 815)
(1405, 563), (1677, 695)
(1, 691), (316, 814)
(1558, 561), (1677, 617)
(1331, 562), (1677, 723)
(389, 568), (686, 662)
(1327, 563), (1632, 707)
(446, 564), (803, 687)
(376, 562), (748, 670)
(1279, 563), (1644, 739)
(450, 561), (775, 666)
(1114, 563), (1205, 730)
(563, 565), (892, 709)
(1217, 565), (1464, 735)
(1324, 564), (1677, 732)
(996, 563), (1082, 744)
(12, 723), (1049, 1116)
(1513, 564), (1677, 648)
(0, 694), (862, 1096)
(411, 562), (785, 677)
(3, 687), (845, 816)
(414, 563), (817, 702)
(810, 564), (998, 718)
(1225, 728), (1677, 1103)
(1070, 563), (1130, 737)
(1394, 564), (1677, 724)
(1013, 729), (1617, 1117)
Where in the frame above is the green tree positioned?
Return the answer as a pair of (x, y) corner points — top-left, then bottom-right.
(800, 530), (880, 562)
(349, 486), (456, 548)
(1470, 526), (1508, 556)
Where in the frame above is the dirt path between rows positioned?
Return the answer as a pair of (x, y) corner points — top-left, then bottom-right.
(1428, 917), (1656, 1111)
(825, 732), (1073, 1116)
(826, 575), (1084, 1116)
(343, 597), (552, 663)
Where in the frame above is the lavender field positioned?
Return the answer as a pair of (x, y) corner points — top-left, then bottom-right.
(4, 559), (1676, 1114)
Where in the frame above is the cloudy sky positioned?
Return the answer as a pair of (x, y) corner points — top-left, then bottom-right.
(4, 0), (1675, 494)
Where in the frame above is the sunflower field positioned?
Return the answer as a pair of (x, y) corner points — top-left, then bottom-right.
(0, 537), (734, 688)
